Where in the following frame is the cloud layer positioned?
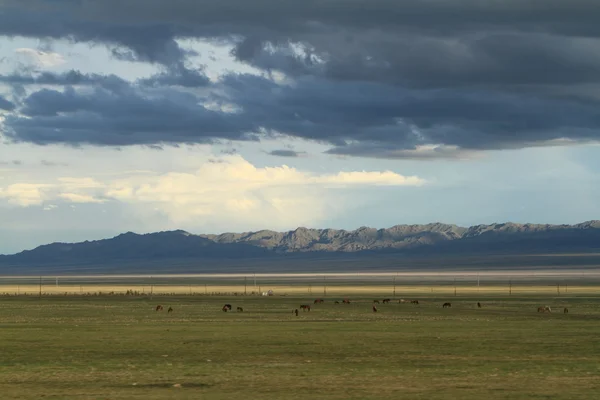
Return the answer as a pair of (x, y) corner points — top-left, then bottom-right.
(0, 155), (423, 227)
(2, 1), (600, 158)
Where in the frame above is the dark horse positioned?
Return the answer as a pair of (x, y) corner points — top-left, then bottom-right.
(372, 305), (378, 312)
(314, 299), (324, 304)
(411, 300), (419, 305)
(167, 307), (173, 313)
(222, 306), (229, 312)
(223, 304), (232, 310)
(237, 307), (243, 312)
(373, 300), (380, 304)
(300, 304), (311, 311)
(334, 301), (340, 304)
(443, 302), (452, 308)
(294, 309), (299, 316)
(564, 307), (569, 314)
(382, 299), (391, 304)
(342, 299), (351, 304)
(155, 305), (163, 311)
(477, 302), (482, 308)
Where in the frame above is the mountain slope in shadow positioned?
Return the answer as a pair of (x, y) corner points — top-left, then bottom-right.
(1, 221), (599, 269)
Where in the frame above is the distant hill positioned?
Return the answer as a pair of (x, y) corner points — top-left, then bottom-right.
(1, 221), (600, 271)
(0, 230), (270, 265)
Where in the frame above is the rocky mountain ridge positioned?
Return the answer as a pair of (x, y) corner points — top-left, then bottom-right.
(1, 221), (599, 267)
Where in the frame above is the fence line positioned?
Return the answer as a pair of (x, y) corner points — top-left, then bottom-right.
(0, 272), (598, 296)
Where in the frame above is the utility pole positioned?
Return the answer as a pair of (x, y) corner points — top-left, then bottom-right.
(39, 276), (42, 299)
(323, 276), (327, 296)
(557, 283), (560, 295)
(509, 278), (512, 296)
(244, 276), (247, 295)
(454, 277), (457, 297)
(477, 273), (480, 292)
(393, 276), (396, 297)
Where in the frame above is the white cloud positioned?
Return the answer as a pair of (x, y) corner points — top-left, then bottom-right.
(57, 177), (104, 189)
(58, 193), (105, 203)
(14, 48), (66, 68)
(0, 154), (424, 229)
(103, 155), (424, 226)
(314, 170), (424, 187)
(0, 178), (105, 206)
(0, 183), (51, 206)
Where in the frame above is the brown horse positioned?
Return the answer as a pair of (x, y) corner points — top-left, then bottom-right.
(294, 309), (299, 316)
(477, 302), (482, 308)
(222, 306), (228, 312)
(373, 300), (380, 304)
(564, 307), (569, 314)
(372, 305), (378, 312)
(314, 299), (324, 304)
(538, 306), (552, 313)
(237, 307), (243, 312)
(334, 301), (340, 304)
(442, 302), (451, 308)
(167, 307), (173, 313)
(155, 305), (163, 311)
(300, 304), (311, 311)
(411, 300), (419, 305)
(223, 304), (232, 310)
(382, 299), (391, 304)
(342, 299), (351, 304)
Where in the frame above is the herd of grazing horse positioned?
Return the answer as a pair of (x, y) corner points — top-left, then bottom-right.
(154, 299), (569, 315)
(220, 304), (244, 312)
(537, 306), (569, 313)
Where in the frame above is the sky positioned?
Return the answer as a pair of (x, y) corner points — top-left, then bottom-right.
(0, 0), (600, 254)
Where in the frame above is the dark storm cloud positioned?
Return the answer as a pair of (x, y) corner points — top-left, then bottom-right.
(3, 83), (258, 145)
(0, 70), (127, 88)
(3, 0), (600, 156)
(267, 149), (305, 157)
(0, 67), (210, 90)
(4, 0), (600, 71)
(0, 1), (189, 66)
(0, 94), (16, 110)
(138, 63), (211, 88)
(238, 32), (600, 90)
(5, 74), (600, 151)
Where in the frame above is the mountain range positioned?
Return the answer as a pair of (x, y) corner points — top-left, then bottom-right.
(1, 221), (600, 272)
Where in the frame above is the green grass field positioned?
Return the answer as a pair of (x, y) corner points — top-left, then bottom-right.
(1, 294), (599, 399)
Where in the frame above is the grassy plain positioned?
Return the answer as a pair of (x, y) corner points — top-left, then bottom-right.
(1, 293), (600, 399)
